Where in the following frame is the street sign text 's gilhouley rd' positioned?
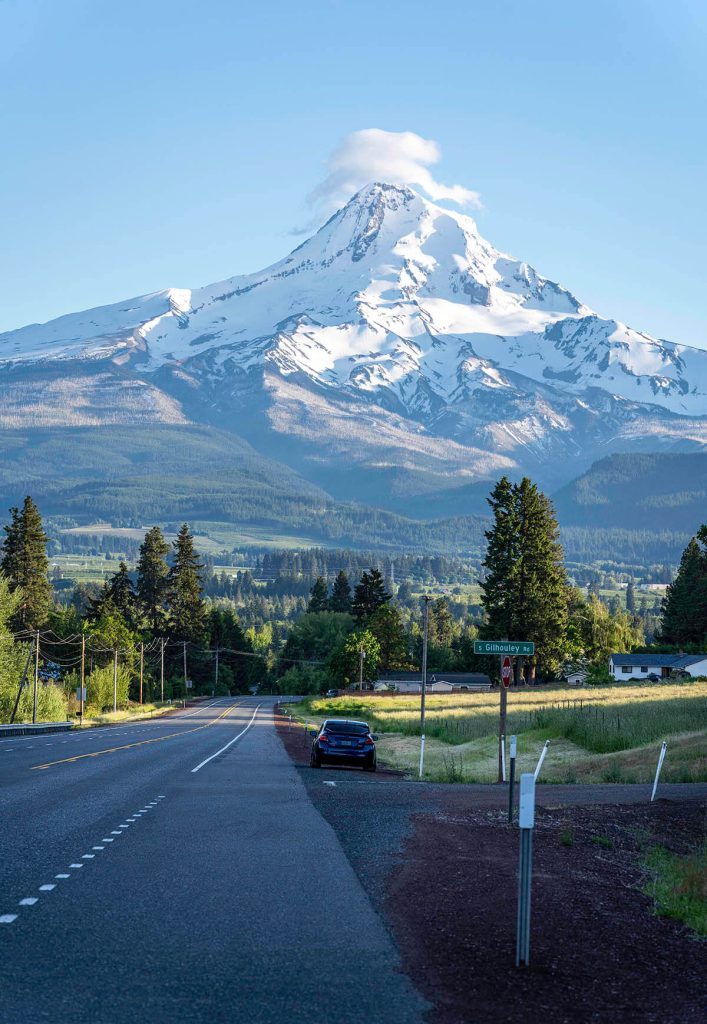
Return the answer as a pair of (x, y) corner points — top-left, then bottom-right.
(474, 641), (535, 656)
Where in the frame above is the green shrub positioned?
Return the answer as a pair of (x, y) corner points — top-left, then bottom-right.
(86, 665), (130, 711)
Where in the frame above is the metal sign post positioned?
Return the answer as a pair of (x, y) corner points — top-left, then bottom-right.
(651, 741), (667, 802)
(500, 733), (506, 783)
(474, 641), (534, 783)
(508, 734), (517, 822)
(516, 773), (536, 967)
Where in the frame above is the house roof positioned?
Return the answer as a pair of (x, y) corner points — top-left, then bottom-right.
(610, 653), (707, 668)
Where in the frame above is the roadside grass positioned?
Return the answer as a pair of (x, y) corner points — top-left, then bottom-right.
(287, 681), (707, 784)
(642, 843), (707, 937)
(72, 702), (179, 728)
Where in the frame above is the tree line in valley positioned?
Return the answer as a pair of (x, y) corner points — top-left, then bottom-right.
(1, 477), (704, 720)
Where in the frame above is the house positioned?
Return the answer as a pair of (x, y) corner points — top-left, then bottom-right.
(608, 653), (707, 681)
(375, 671), (491, 693)
(566, 670), (589, 686)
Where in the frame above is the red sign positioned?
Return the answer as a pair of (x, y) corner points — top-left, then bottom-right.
(501, 656), (512, 688)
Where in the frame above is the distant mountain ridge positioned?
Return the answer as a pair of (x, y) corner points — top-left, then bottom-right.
(1, 182), (705, 531)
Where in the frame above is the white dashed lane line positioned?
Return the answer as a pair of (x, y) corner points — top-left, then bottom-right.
(0, 794), (165, 926)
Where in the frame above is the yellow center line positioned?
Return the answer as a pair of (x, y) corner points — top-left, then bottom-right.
(31, 702), (244, 771)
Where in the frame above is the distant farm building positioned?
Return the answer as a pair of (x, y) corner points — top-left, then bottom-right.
(609, 653), (707, 681)
(566, 670), (589, 686)
(375, 672), (491, 693)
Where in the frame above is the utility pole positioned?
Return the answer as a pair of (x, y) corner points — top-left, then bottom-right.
(160, 637), (165, 702)
(80, 634), (85, 722)
(419, 596), (430, 778)
(215, 644), (219, 691)
(358, 647), (365, 692)
(32, 630), (40, 724)
(183, 641), (188, 697)
(139, 642), (144, 705)
(113, 647), (118, 713)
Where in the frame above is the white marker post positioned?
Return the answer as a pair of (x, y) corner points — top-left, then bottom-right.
(534, 739), (550, 781)
(419, 597), (430, 779)
(651, 741), (667, 802)
(516, 773), (536, 967)
(508, 734), (517, 823)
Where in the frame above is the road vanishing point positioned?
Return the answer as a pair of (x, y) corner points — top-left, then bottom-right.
(0, 698), (427, 1023)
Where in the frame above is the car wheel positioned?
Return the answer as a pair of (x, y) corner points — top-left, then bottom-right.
(310, 752), (321, 768)
(364, 758), (376, 772)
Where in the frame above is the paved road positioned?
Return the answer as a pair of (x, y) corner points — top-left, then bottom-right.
(0, 699), (428, 1024)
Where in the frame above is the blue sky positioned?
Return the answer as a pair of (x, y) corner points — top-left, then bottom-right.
(1, 0), (706, 348)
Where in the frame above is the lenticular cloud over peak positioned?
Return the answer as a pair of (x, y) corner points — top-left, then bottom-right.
(307, 129), (482, 217)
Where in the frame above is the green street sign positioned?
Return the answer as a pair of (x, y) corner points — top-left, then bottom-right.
(473, 640), (535, 656)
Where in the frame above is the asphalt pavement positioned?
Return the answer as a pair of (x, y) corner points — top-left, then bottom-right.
(0, 698), (428, 1024)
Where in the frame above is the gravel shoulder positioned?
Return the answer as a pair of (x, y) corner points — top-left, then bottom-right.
(276, 706), (707, 1024)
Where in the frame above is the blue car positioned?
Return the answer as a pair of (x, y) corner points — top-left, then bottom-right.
(310, 719), (377, 772)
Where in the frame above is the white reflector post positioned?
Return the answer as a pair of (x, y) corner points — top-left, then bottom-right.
(650, 741), (667, 802)
(533, 739), (550, 781)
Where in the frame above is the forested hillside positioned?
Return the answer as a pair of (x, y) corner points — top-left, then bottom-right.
(554, 453), (707, 531)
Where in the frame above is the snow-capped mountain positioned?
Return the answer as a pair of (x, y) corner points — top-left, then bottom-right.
(1, 183), (705, 514)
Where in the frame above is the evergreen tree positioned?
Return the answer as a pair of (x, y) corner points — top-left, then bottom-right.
(480, 477), (520, 640)
(168, 524), (206, 644)
(432, 597), (455, 648)
(352, 568), (391, 621)
(369, 604), (409, 672)
(480, 477), (569, 679)
(105, 561), (136, 627)
(136, 526), (170, 634)
(513, 479), (569, 680)
(307, 576), (330, 613)
(1, 497), (51, 632)
(625, 579), (637, 614)
(330, 570), (352, 613)
(659, 531), (707, 645)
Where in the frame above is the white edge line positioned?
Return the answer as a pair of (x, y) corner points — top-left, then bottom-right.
(191, 704), (261, 773)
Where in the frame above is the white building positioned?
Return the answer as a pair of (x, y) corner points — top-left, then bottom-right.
(609, 653), (707, 681)
(375, 672), (491, 693)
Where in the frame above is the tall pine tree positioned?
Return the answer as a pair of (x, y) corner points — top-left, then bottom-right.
(136, 526), (170, 634)
(480, 477), (520, 639)
(513, 479), (568, 680)
(105, 561), (136, 627)
(307, 576), (329, 613)
(1, 496), (51, 632)
(330, 570), (352, 613)
(168, 524), (206, 643)
(660, 530), (707, 645)
(480, 477), (569, 680)
(352, 568), (390, 621)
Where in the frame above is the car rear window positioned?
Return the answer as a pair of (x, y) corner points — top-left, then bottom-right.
(324, 721), (369, 736)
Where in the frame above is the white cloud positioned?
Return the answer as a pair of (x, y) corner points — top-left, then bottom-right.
(306, 128), (482, 219)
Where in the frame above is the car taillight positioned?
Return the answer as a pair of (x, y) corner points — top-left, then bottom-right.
(319, 733), (329, 743)
(362, 736), (374, 745)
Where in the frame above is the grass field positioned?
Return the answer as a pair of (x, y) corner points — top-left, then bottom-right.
(291, 681), (707, 784)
